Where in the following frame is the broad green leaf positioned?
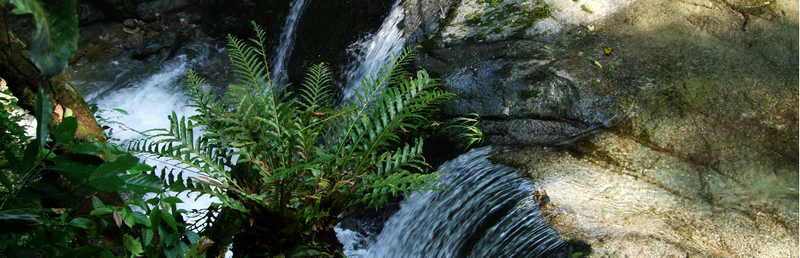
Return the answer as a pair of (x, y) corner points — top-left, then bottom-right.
(161, 210), (178, 232)
(71, 142), (103, 155)
(68, 217), (94, 229)
(0, 172), (12, 191)
(9, 0), (79, 78)
(132, 211), (151, 227)
(121, 207), (136, 228)
(55, 116), (78, 142)
(49, 158), (96, 182)
(93, 153), (139, 176)
(19, 133), (41, 175)
(89, 207), (113, 216)
(160, 196), (183, 204)
(121, 173), (164, 195)
(123, 233), (144, 257)
(184, 231), (200, 245)
(142, 228), (154, 246)
(92, 196), (105, 209)
(129, 163), (154, 173)
(33, 87), (51, 150)
(87, 174), (126, 192)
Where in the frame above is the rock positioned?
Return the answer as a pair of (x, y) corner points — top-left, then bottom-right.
(123, 0), (191, 21)
(123, 18), (137, 29)
(77, 0), (108, 25)
(422, 0), (798, 255)
(85, 0), (193, 21)
(130, 28), (186, 60)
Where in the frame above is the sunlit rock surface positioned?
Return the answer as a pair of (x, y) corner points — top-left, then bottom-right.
(414, 0), (798, 256)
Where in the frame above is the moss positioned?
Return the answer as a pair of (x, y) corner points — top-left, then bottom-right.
(580, 4), (594, 13)
(731, 0), (782, 18)
(465, 11), (483, 26)
(478, 0), (503, 7)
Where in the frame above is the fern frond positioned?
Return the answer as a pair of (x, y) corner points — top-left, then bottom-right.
(126, 112), (235, 188)
(298, 63), (334, 111)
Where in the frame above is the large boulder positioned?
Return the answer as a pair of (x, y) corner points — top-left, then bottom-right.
(414, 0), (798, 256)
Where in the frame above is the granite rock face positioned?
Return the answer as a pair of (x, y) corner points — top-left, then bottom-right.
(412, 0), (798, 256)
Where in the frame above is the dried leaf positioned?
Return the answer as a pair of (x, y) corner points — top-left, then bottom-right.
(112, 211), (122, 227)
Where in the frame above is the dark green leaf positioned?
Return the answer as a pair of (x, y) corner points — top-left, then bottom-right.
(89, 207), (113, 216)
(9, 0), (79, 78)
(160, 196), (183, 204)
(121, 173), (164, 195)
(92, 196), (105, 209)
(0, 172), (12, 191)
(93, 153), (139, 176)
(123, 233), (144, 257)
(19, 141), (40, 175)
(184, 231), (200, 245)
(121, 206), (136, 228)
(143, 228), (154, 246)
(71, 142), (103, 155)
(129, 163), (154, 173)
(55, 116), (78, 142)
(133, 211), (151, 227)
(87, 174), (126, 192)
(161, 210), (178, 232)
(33, 87), (51, 149)
(62, 245), (104, 257)
(68, 217), (94, 229)
(49, 158), (96, 183)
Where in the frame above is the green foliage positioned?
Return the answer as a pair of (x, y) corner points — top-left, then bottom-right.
(0, 86), (31, 161)
(127, 22), (453, 255)
(0, 88), (208, 257)
(446, 113), (484, 150)
(7, 0), (79, 78)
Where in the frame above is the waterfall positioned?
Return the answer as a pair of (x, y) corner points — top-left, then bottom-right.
(84, 42), (229, 226)
(341, 0), (406, 102)
(336, 146), (568, 257)
(271, 0), (308, 84)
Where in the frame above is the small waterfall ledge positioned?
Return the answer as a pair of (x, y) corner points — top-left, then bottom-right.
(337, 146), (568, 257)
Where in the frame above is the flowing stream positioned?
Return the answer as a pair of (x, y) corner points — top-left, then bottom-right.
(341, 0), (406, 102)
(67, 2), (568, 256)
(336, 147), (568, 257)
(271, 0), (308, 84)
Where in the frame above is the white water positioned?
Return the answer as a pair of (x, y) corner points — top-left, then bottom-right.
(86, 51), (223, 226)
(341, 0), (406, 102)
(336, 147), (567, 257)
(271, 0), (308, 84)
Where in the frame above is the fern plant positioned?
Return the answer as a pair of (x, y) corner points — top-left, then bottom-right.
(127, 22), (453, 257)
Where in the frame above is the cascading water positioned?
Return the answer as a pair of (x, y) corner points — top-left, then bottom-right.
(74, 40), (231, 221)
(271, 0), (308, 84)
(341, 0), (406, 102)
(336, 147), (568, 257)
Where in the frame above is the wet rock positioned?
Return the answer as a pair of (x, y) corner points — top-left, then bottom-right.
(424, 0), (798, 256)
(124, 0), (191, 21)
(200, 0), (289, 39)
(77, 0), (108, 25)
(401, 0), (455, 46)
(86, 0), (193, 21)
(130, 28), (187, 60)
